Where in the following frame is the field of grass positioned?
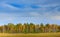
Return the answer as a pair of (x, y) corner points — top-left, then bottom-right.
(0, 32), (60, 37)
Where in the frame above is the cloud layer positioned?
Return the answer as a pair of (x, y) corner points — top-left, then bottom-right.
(0, 0), (60, 25)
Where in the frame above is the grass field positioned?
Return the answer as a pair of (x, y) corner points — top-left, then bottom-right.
(0, 32), (60, 37)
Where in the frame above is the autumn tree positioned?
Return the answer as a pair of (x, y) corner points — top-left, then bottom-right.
(35, 24), (40, 33)
(16, 23), (23, 33)
(45, 24), (51, 32)
(23, 23), (29, 33)
(7, 23), (15, 33)
(39, 23), (44, 32)
(29, 23), (35, 33)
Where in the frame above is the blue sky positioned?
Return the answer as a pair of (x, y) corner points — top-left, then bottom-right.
(0, 0), (60, 25)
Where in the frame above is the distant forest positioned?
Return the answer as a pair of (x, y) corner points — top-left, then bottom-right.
(0, 23), (60, 33)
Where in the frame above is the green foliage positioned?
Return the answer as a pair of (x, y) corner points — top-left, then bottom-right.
(0, 23), (60, 33)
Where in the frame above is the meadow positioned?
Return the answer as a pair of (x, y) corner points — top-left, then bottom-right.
(0, 32), (60, 37)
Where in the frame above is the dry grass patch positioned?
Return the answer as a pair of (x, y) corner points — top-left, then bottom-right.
(0, 32), (60, 37)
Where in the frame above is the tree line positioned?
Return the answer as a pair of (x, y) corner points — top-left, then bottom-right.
(0, 23), (60, 33)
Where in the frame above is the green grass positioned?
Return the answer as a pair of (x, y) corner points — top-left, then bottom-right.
(0, 32), (60, 37)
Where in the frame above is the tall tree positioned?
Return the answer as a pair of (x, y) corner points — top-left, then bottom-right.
(45, 24), (51, 32)
(51, 24), (58, 32)
(7, 23), (15, 33)
(29, 23), (35, 33)
(23, 23), (29, 33)
(39, 23), (44, 32)
(35, 24), (40, 33)
(16, 23), (22, 33)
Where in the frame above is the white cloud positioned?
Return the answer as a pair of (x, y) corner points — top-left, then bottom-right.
(0, 2), (19, 10)
(42, 11), (60, 20)
(4, 4), (19, 9)
(0, 13), (18, 21)
(39, 4), (59, 7)
(29, 12), (41, 17)
(50, 15), (60, 20)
